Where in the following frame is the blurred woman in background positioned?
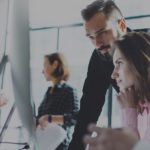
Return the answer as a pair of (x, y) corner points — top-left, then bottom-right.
(36, 52), (79, 150)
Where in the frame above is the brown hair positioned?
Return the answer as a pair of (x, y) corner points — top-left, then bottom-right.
(45, 52), (70, 81)
(114, 32), (150, 103)
(81, 0), (123, 21)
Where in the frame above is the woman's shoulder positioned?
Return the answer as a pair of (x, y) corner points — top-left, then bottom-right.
(139, 101), (150, 108)
(145, 102), (150, 107)
(138, 100), (150, 114)
(61, 82), (76, 92)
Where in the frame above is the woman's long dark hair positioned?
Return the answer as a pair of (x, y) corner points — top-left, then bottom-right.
(114, 32), (150, 103)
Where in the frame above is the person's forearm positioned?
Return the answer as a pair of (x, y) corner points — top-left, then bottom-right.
(49, 115), (64, 125)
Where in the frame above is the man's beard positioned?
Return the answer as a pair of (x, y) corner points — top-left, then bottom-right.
(96, 45), (112, 61)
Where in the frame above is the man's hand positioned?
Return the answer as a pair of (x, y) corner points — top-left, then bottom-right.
(83, 124), (138, 150)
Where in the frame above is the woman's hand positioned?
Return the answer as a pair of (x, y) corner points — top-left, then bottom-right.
(38, 114), (64, 129)
(38, 115), (49, 129)
(116, 87), (137, 109)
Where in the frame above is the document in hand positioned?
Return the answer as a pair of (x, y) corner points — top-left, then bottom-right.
(36, 123), (66, 150)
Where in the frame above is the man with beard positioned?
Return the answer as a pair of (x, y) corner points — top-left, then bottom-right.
(68, 0), (128, 150)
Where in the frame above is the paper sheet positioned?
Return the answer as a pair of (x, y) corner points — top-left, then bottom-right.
(36, 123), (66, 150)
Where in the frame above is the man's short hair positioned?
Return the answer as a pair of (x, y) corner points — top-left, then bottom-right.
(81, 0), (123, 21)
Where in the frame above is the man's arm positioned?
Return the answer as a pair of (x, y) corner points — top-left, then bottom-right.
(83, 125), (139, 150)
(68, 50), (114, 150)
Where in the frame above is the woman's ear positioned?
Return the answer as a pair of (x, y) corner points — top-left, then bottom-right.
(53, 60), (63, 77)
(52, 60), (59, 69)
